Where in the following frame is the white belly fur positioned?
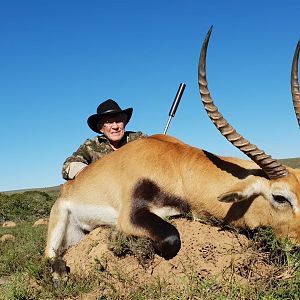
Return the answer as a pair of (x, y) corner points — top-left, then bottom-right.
(66, 201), (119, 232)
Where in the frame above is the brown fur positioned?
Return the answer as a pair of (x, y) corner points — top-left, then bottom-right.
(45, 134), (300, 260)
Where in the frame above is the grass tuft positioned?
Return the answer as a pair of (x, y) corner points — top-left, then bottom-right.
(106, 228), (155, 267)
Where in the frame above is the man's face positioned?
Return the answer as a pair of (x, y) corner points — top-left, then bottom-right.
(98, 113), (127, 143)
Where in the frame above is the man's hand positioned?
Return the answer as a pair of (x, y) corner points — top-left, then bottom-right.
(66, 162), (88, 179)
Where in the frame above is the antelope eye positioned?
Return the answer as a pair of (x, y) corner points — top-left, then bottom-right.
(272, 194), (289, 204)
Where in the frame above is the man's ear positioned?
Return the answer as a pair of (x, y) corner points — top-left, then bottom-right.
(98, 123), (104, 133)
(218, 177), (267, 203)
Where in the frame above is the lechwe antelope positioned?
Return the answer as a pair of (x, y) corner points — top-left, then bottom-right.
(46, 28), (300, 265)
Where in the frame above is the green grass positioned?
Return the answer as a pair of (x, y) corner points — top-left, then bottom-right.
(0, 221), (97, 299)
(2, 189), (300, 299)
(0, 222), (47, 276)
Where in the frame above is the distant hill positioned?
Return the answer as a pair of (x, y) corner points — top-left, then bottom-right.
(2, 185), (62, 198)
(278, 157), (300, 168)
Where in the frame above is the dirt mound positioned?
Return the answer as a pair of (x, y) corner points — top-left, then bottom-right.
(64, 219), (274, 287)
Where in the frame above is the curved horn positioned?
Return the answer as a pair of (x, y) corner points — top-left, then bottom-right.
(198, 27), (289, 179)
(291, 40), (300, 127)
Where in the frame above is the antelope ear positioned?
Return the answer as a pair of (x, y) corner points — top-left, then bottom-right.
(218, 191), (247, 203)
(217, 177), (265, 203)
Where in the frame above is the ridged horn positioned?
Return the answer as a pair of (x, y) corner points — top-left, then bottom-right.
(198, 27), (289, 179)
(291, 39), (300, 127)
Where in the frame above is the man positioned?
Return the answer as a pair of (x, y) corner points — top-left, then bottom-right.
(62, 99), (146, 180)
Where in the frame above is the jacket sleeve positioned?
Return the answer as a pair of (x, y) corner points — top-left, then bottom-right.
(62, 139), (93, 180)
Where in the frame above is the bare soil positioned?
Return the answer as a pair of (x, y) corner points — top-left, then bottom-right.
(64, 218), (275, 289)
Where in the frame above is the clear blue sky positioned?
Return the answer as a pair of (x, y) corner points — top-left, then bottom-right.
(1, 0), (299, 191)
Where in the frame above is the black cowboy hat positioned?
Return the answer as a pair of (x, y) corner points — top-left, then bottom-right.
(87, 99), (133, 134)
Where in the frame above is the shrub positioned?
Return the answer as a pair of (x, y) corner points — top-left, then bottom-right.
(0, 191), (55, 223)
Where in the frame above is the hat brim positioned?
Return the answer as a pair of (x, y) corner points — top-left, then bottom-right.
(87, 108), (133, 134)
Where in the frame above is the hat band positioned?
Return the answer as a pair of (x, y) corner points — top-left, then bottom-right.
(101, 109), (122, 114)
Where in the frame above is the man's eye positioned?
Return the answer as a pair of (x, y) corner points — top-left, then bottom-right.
(105, 120), (122, 124)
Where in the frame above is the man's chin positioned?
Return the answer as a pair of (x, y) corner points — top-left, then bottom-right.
(108, 134), (123, 141)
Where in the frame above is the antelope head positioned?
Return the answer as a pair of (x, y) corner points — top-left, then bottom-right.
(198, 27), (300, 240)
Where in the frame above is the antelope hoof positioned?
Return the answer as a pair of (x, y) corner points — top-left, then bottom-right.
(154, 235), (181, 260)
(51, 258), (70, 287)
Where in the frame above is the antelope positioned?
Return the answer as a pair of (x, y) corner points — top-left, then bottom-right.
(46, 28), (300, 269)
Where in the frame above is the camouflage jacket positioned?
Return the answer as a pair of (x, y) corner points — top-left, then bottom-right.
(62, 131), (146, 180)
